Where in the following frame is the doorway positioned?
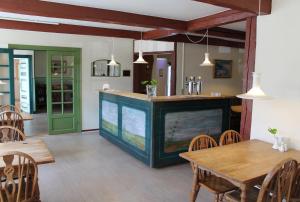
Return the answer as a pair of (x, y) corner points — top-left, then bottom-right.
(9, 45), (82, 136)
(133, 51), (176, 96)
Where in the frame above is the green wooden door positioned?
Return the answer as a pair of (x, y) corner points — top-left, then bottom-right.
(0, 48), (14, 105)
(47, 51), (80, 134)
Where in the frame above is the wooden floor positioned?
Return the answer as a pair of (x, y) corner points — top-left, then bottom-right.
(31, 131), (213, 202)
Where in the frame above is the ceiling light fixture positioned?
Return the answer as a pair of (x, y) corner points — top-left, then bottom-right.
(236, 0), (270, 100)
(134, 32), (148, 64)
(0, 16), (60, 25)
(108, 37), (118, 66)
(237, 72), (270, 100)
(200, 29), (214, 67)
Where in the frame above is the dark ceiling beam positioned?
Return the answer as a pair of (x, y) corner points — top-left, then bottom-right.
(193, 0), (271, 15)
(0, 19), (141, 39)
(0, 0), (187, 30)
(159, 34), (245, 49)
(143, 29), (180, 40)
(187, 10), (255, 32)
(196, 27), (245, 40)
(143, 27), (245, 41)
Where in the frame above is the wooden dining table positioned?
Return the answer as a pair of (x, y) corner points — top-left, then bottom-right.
(180, 139), (300, 202)
(0, 138), (54, 165)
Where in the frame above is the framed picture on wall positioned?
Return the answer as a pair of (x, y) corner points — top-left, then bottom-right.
(214, 59), (233, 78)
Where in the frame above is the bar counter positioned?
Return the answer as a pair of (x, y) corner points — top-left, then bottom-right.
(99, 90), (233, 168)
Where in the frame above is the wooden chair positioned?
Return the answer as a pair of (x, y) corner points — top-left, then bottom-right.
(225, 158), (298, 202)
(0, 105), (21, 113)
(219, 130), (242, 146)
(189, 134), (236, 202)
(0, 126), (26, 143)
(291, 165), (300, 201)
(0, 151), (39, 202)
(0, 111), (24, 132)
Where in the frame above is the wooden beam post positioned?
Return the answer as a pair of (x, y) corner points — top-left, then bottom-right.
(240, 17), (257, 140)
(187, 10), (255, 32)
(0, 19), (141, 39)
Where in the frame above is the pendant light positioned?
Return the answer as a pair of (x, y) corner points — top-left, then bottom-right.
(236, 0), (270, 100)
(200, 29), (213, 67)
(108, 38), (118, 66)
(134, 32), (148, 64)
(237, 72), (270, 100)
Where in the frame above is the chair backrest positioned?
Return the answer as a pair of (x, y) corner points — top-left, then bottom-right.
(0, 151), (38, 202)
(0, 126), (26, 143)
(291, 165), (300, 199)
(219, 130), (242, 146)
(188, 134), (218, 176)
(0, 105), (21, 113)
(257, 158), (298, 202)
(0, 111), (24, 132)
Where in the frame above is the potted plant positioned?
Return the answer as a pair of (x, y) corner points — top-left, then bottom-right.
(141, 79), (158, 97)
(268, 127), (279, 149)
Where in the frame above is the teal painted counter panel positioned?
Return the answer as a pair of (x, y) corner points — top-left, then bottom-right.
(99, 91), (231, 168)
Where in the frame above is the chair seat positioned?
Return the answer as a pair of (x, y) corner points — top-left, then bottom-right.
(200, 174), (237, 194)
(224, 187), (260, 202)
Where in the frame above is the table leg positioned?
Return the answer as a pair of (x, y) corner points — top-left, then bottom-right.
(240, 184), (248, 202)
(190, 167), (200, 202)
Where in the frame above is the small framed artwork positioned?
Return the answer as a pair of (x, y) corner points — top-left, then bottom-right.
(214, 60), (233, 78)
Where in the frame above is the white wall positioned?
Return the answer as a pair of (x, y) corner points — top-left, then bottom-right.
(0, 29), (134, 130)
(176, 43), (244, 95)
(251, 0), (300, 149)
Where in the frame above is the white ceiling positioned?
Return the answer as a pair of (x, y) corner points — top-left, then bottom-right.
(42, 0), (228, 21)
(0, 1), (246, 35)
(221, 21), (246, 31)
(0, 12), (152, 32)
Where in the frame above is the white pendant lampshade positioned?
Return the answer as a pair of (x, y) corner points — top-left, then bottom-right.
(108, 54), (118, 66)
(134, 32), (148, 64)
(237, 72), (270, 100)
(134, 50), (148, 64)
(200, 30), (214, 67)
(0, 80), (7, 85)
(200, 52), (213, 67)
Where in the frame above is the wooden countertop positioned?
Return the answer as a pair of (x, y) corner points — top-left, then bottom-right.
(99, 90), (234, 102)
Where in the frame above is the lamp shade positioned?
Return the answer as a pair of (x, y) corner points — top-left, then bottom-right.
(108, 55), (118, 66)
(200, 53), (213, 67)
(0, 80), (7, 85)
(134, 51), (148, 64)
(237, 72), (271, 100)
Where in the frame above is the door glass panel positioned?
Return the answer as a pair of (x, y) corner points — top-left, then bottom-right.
(51, 56), (62, 77)
(63, 56), (74, 67)
(0, 94), (10, 105)
(0, 68), (9, 78)
(63, 92), (73, 103)
(0, 53), (9, 65)
(0, 82), (9, 92)
(63, 67), (73, 77)
(52, 104), (62, 114)
(63, 79), (73, 91)
(52, 79), (62, 91)
(64, 103), (73, 114)
(52, 92), (62, 103)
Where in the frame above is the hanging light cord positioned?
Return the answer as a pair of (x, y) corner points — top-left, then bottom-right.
(112, 38), (114, 54)
(185, 30), (208, 44)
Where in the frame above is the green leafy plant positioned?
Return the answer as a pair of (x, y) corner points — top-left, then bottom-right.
(141, 79), (158, 86)
(268, 128), (278, 136)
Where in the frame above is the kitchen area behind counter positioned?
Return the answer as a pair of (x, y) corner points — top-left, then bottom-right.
(99, 90), (236, 168)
